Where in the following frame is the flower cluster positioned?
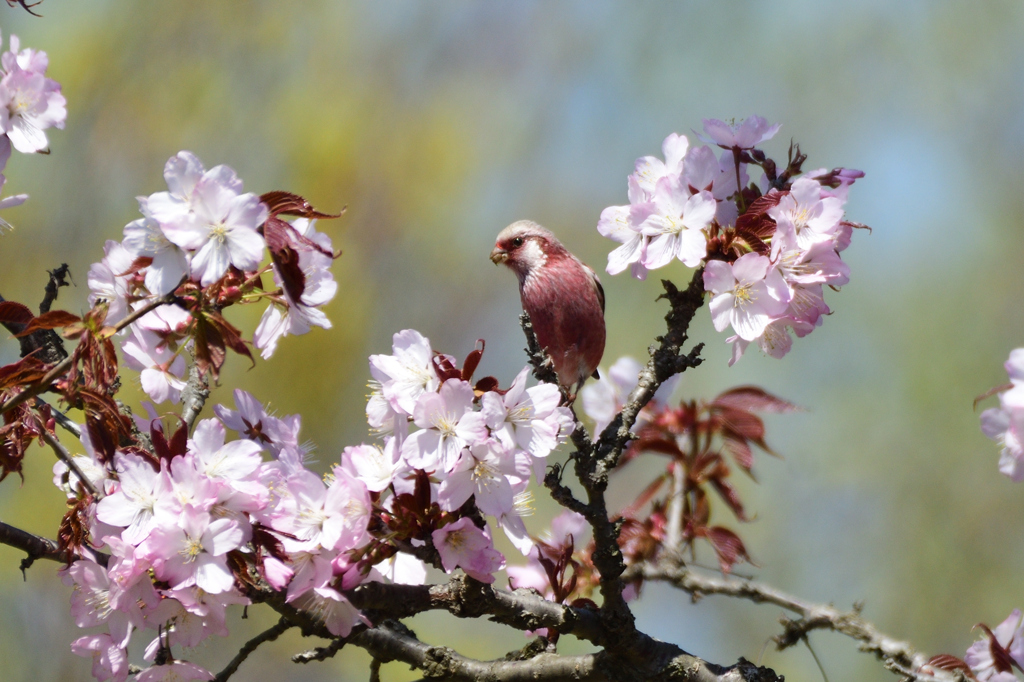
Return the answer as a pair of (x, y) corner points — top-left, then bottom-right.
(0, 30), (66, 230)
(980, 349), (1024, 481)
(50, 328), (574, 681)
(55, 392), (375, 681)
(367, 329), (575, 557)
(86, 151), (340, 403)
(597, 116), (863, 364)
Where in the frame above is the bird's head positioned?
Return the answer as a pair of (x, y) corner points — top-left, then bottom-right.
(490, 220), (568, 281)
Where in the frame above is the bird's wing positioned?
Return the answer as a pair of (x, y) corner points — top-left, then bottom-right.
(586, 264), (606, 314)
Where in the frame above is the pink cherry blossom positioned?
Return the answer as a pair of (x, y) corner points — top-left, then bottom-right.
(290, 585), (364, 637)
(704, 254), (791, 342)
(96, 453), (171, 545)
(87, 240), (135, 325)
(638, 180), (715, 269)
(0, 35), (66, 154)
(631, 132), (688, 198)
(121, 199), (189, 296)
(432, 516), (505, 584)
(64, 559), (134, 648)
(369, 329), (439, 415)
(580, 356), (682, 434)
(768, 177), (845, 251)
(438, 442), (517, 517)
(187, 418), (264, 484)
(375, 552), (427, 585)
(340, 442), (401, 492)
(121, 328), (187, 404)
(71, 634), (129, 682)
(402, 378), (489, 472)
(597, 200), (649, 280)
(52, 428), (110, 498)
(145, 151), (211, 223)
(151, 156), (267, 286)
(701, 116), (780, 150)
(481, 366), (573, 461)
(139, 507), (243, 593)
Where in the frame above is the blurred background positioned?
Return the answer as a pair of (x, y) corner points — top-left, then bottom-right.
(0, 1), (1022, 680)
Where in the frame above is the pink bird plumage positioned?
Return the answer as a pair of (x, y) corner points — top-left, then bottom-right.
(490, 220), (606, 394)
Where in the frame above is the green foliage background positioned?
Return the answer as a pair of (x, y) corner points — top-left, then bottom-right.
(0, 2), (1022, 680)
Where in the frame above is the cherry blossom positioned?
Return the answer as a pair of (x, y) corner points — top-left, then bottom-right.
(87, 240), (134, 325)
(432, 516), (505, 584)
(71, 633), (129, 682)
(701, 115), (780, 150)
(368, 329), (440, 415)
(121, 198), (189, 296)
(139, 507), (243, 594)
(96, 453), (172, 545)
(768, 177), (845, 250)
(0, 33), (66, 154)
(705, 254), (791, 342)
(121, 328), (187, 404)
(402, 378), (489, 472)
(481, 365), (573, 462)
(638, 180), (715, 270)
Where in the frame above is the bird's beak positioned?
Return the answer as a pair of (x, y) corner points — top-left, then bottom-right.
(490, 247), (508, 265)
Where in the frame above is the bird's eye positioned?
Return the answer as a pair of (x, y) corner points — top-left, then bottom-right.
(511, 237), (524, 248)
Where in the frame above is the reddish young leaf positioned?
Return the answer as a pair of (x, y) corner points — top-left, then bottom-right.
(474, 376), (499, 394)
(0, 300), (34, 326)
(461, 340), (485, 383)
(740, 192), (784, 217)
(722, 435), (755, 471)
(432, 353), (462, 383)
(16, 310), (82, 336)
(205, 311), (254, 368)
(921, 655), (974, 676)
(118, 256), (154, 278)
(0, 356), (49, 390)
(264, 216), (307, 303)
(260, 190), (344, 220)
(709, 476), (749, 521)
(193, 316), (228, 380)
(711, 407), (766, 443)
(712, 386), (798, 414)
(701, 526), (751, 573)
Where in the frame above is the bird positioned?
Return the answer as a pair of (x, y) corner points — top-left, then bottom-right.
(490, 220), (606, 397)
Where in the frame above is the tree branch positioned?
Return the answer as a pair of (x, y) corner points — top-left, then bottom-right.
(631, 559), (956, 680)
(522, 268), (707, 648)
(345, 574), (606, 645)
(213, 617), (293, 682)
(179, 356), (209, 434)
(0, 522), (781, 682)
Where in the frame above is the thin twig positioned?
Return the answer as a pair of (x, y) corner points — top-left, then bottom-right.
(35, 398), (82, 438)
(292, 638), (345, 664)
(213, 617), (293, 682)
(0, 520), (69, 572)
(40, 429), (99, 498)
(632, 560), (955, 679)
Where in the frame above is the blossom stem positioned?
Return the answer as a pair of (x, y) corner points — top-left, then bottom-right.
(40, 429), (100, 499)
